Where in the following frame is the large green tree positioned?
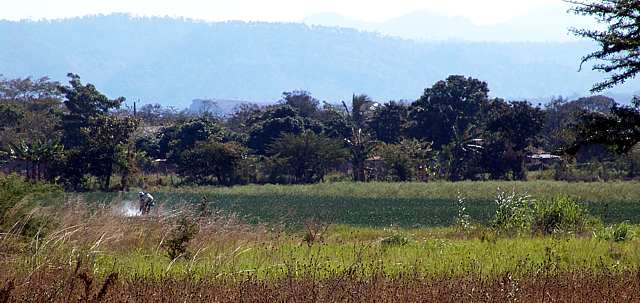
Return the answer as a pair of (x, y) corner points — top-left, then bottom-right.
(568, 99), (640, 155)
(156, 117), (235, 162)
(247, 105), (306, 154)
(483, 100), (546, 180)
(0, 76), (63, 149)
(342, 95), (378, 182)
(280, 90), (321, 118)
(59, 73), (125, 148)
(408, 76), (491, 181)
(80, 115), (138, 190)
(543, 96), (615, 151)
(57, 74), (138, 190)
(409, 75), (490, 148)
(177, 141), (248, 185)
(267, 131), (347, 184)
(368, 101), (408, 144)
(373, 139), (431, 181)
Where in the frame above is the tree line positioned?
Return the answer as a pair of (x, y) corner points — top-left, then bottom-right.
(0, 72), (638, 190)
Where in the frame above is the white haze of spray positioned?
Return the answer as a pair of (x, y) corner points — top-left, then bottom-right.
(117, 200), (141, 217)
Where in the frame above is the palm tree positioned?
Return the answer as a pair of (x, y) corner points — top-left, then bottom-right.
(342, 95), (378, 182)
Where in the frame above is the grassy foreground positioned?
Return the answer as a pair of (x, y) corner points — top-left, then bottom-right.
(4, 200), (640, 280)
(51, 228), (640, 280)
(3, 207), (640, 302)
(3, 181), (640, 302)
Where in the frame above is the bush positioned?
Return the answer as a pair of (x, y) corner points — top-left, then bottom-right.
(163, 216), (199, 260)
(613, 222), (631, 242)
(491, 190), (598, 236)
(491, 190), (533, 233)
(0, 174), (61, 236)
(380, 234), (409, 246)
(596, 222), (633, 242)
(531, 196), (598, 235)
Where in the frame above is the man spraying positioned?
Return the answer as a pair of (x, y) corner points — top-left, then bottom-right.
(138, 191), (155, 215)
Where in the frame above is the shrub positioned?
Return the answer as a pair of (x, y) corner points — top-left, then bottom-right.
(0, 174), (61, 236)
(597, 222), (634, 242)
(491, 190), (598, 236)
(163, 216), (199, 260)
(613, 222), (631, 242)
(380, 234), (409, 246)
(491, 190), (533, 233)
(531, 196), (598, 235)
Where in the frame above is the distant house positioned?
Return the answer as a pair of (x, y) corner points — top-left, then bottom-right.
(527, 151), (562, 171)
(528, 154), (562, 160)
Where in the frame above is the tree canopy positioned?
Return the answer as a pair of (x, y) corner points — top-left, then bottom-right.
(567, 1), (640, 156)
(569, 0), (640, 92)
(3, 72), (639, 188)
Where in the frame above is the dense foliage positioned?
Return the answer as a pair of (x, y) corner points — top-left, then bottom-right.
(2, 72), (639, 190)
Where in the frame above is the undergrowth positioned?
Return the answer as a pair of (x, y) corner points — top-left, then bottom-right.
(490, 190), (600, 236)
(0, 174), (62, 238)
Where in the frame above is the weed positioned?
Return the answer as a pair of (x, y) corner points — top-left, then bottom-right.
(491, 191), (599, 236)
(163, 216), (199, 260)
(302, 218), (330, 246)
(455, 192), (471, 231)
(593, 222), (633, 242)
(491, 190), (532, 234)
(95, 273), (118, 302)
(380, 234), (409, 246)
(598, 221), (634, 242)
(0, 174), (61, 237)
(197, 196), (212, 217)
(613, 222), (632, 242)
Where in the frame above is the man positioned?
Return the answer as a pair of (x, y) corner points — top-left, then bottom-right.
(138, 191), (155, 215)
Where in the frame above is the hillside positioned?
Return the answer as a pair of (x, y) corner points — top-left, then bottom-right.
(0, 14), (637, 107)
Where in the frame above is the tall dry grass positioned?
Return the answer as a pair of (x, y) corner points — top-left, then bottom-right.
(0, 196), (273, 282)
(2, 268), (640, 302)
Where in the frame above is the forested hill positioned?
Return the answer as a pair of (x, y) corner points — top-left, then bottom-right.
(1, 14), (637, 107)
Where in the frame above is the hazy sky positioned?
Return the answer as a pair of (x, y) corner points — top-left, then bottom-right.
(3, 0), (568, 25)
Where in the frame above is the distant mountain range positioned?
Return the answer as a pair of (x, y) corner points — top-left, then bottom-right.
(0, 14), (637, 108)
(303, 5), (593, 42)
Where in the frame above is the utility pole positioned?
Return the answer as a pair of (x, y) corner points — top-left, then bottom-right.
(133, 99), (138, 117)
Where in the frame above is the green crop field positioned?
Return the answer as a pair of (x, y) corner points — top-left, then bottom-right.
(48, 181), (640, 227)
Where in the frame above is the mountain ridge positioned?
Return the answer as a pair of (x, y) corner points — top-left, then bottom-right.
(303, 5), (593, 42)
(0, 14), (637, 107)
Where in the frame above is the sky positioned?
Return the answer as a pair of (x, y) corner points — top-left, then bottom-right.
(2, 0), (568, 25)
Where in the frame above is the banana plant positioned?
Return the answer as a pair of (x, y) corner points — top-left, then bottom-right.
(440, 124), (485, 181)
(8, 139), (63, 181)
